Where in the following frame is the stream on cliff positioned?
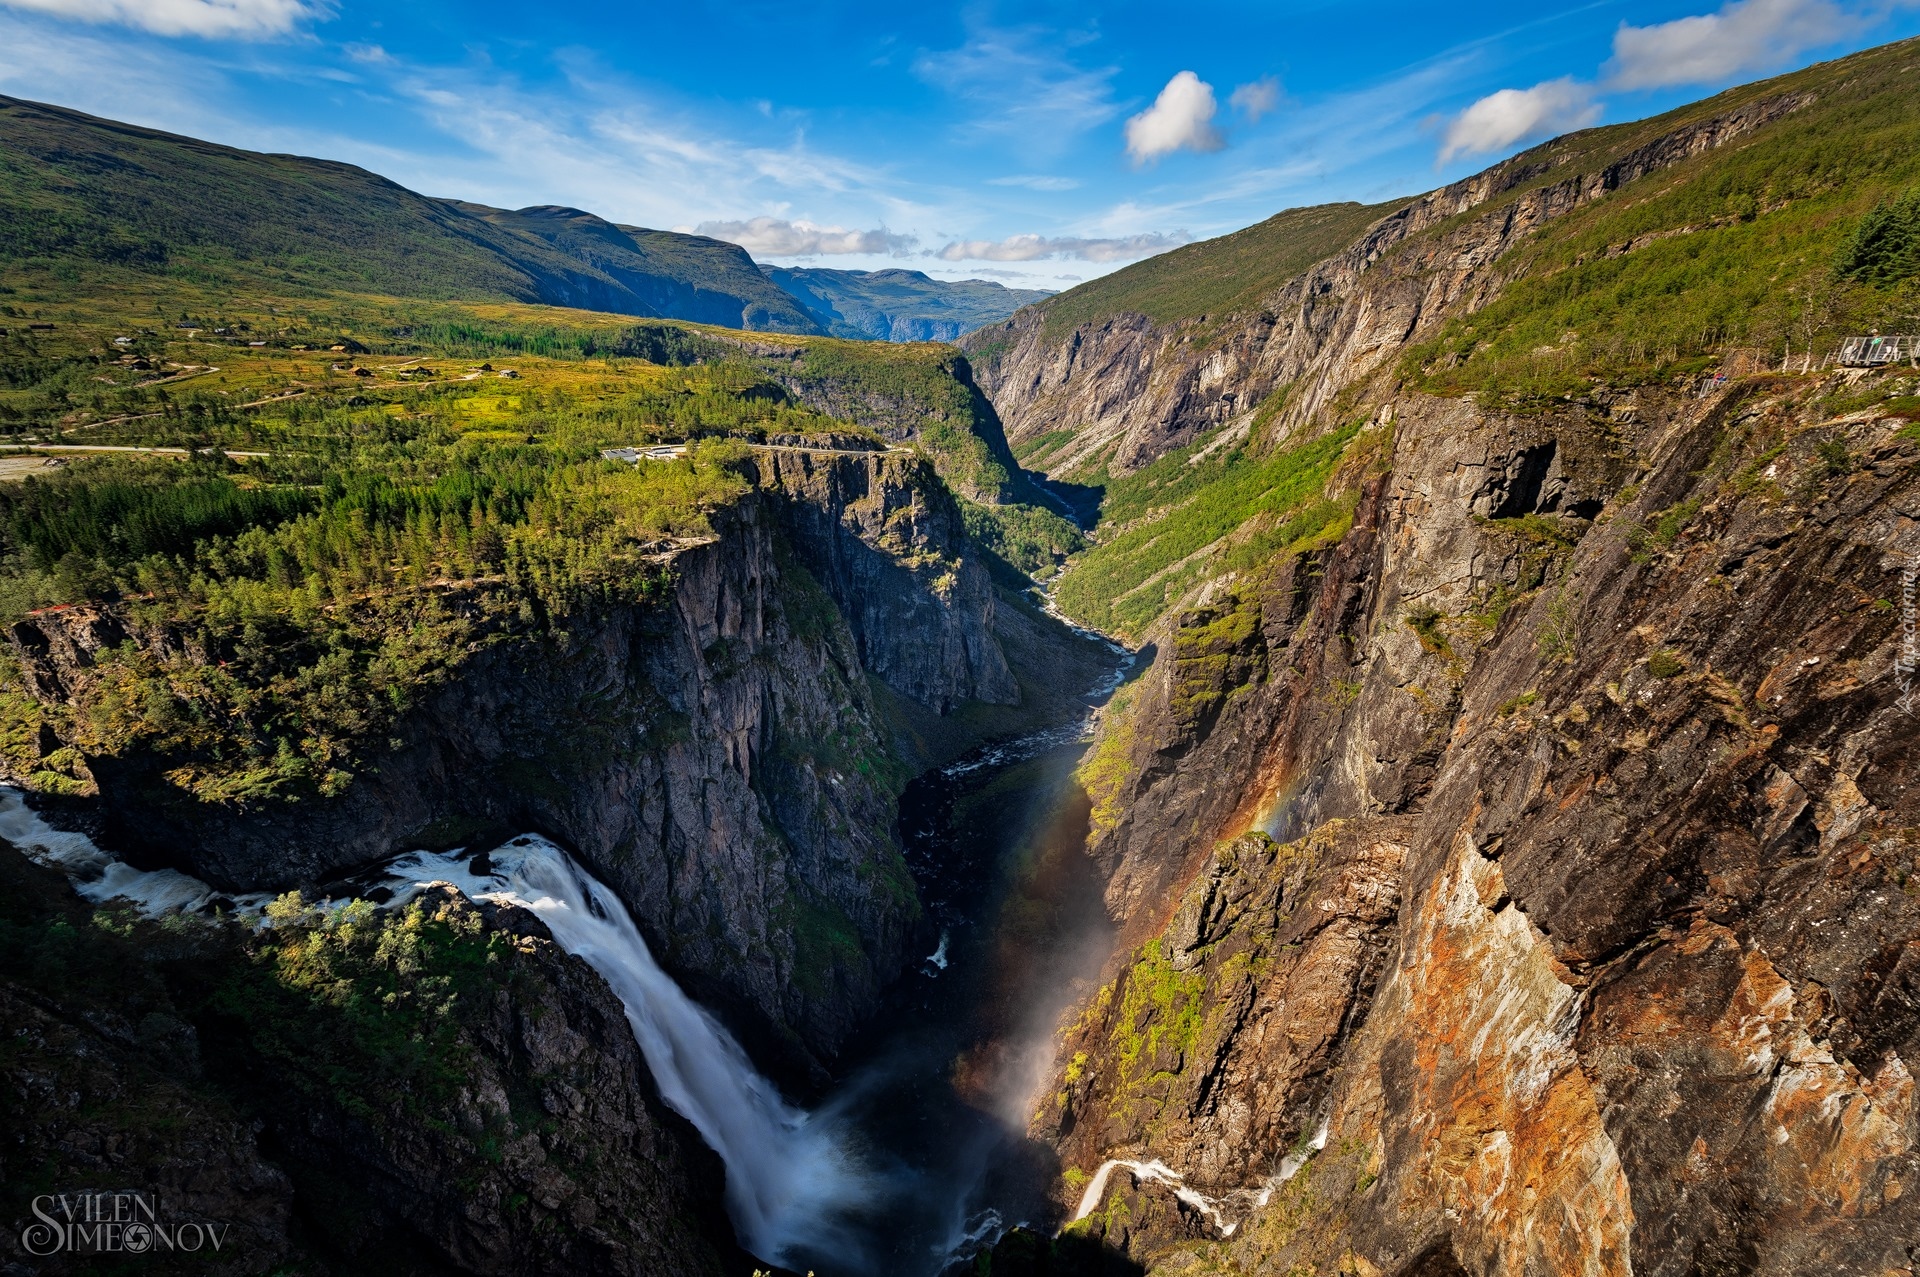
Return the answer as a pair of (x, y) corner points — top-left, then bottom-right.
(0, 649), (1131, 1277)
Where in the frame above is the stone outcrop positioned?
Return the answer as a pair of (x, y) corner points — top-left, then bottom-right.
(963, 91), (1813, 478)
(1023, 369), (1920, 1273)
(0, 845), (735, 1276)
(3, 450), (1019, 1071)
(244, 887), (736, 1277)
(753, 447), (1017, 709)
(1048, 820), (1412, 1199)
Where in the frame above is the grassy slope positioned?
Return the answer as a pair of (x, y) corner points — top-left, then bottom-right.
(1023, 200), (1403, 344)
(0, 95), (819, 333)
(1052, 422), (1364, 635)
(1397, 37), (1920, 405)
(1039, 36), (1920, 639)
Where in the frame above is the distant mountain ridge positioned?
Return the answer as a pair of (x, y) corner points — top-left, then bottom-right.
(0, 95), (1052, 342)
(439, 200), (823, 332)
(761, 266), (1053, 342)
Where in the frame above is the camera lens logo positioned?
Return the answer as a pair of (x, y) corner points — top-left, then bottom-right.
(123, 1222), (154, 1254)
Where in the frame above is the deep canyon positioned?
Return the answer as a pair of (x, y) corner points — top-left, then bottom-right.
(4, 32), (1920, 1277)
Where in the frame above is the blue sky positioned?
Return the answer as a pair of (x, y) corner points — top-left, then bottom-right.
(1, 0), (1916, 289)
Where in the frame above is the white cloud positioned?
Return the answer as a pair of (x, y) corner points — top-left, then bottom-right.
(1125, 70), (1225, 163)
(1229, 77), (1281, 122)
(1439, 77), (1600, 164)
(0, 0), (322, 38)
(934, 232), (1184, 263)
(940, 266), (1047, 281)
(697, 217), (916, 256)
(1606, 0), (1859, 90)
(0, 16), (931, 250)
(987, 174), (1081, 191)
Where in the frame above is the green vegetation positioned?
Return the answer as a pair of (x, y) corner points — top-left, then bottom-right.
(224, 892), (511, 1116)
(1111, 940), (1207, 1118)
(962, 498), (1085, 578)
(771, 338), (1034, 503)
(787, 896), (869, 998)
(0, 95), (818, 331)
(1539, 583), (1582, 664)
(1221, 491), (1357, 575)
(0, 427), (752, 803)
(1400, 39), (1920, 410)
(1077, 686), (1138, 835)
(1053, 422), (1360, 636)
(1817, 436), (1855, 475)
(1466, 513), (1584, 634)
(1839, 187), (1920, 285)
(0, 283), (1043, 807)
(1406, 604), (1452, 658)
(1170, 590), (1266, 727)
(1030, 201), (1401, 343)
(1012, 428), (1077, 464)
(1497, 689), (1540, 717)
(1626, 496), (1705, 563)
(1646, 649), (1687, 678)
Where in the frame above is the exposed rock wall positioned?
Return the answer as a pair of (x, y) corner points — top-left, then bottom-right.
(1027, 376), (1920, 1273)
(5, 451), (1016, 1069)
(753, 447), (1017, 709)
(963, 91), (1813, 477)
(246, 888), (736, 1277)
(0, 845), (735, 1276)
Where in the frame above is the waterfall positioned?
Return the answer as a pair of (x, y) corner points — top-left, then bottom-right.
(385, 840), (872, 1266)
(0, 789), (868, 1269)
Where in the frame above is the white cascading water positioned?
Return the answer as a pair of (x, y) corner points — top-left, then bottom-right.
(0, 788), (275, 915)
(384, 840), (871, 1265)
(1069, 1117), (1330, 1239)
(0, 788), (868, 1269)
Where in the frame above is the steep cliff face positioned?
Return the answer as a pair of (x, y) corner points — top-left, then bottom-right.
(5, 449), (1017, 1068)
(231, 888), (737, 1277)
(1026, 369), (1920, 1273)
(963, 90), (1812, 478)
(754, 447), (1017, 709)
(979, 39), (1920, 1273)
(0, 846), (734, 1275)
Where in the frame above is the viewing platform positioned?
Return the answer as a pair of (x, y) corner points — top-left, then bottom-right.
(1838, 334), (1917, 367)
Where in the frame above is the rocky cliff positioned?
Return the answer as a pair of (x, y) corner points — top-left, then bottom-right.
(982, 38), (1920, 1277)
(1027, 354), (1920, 1277)
(0, 845), (737, 1275)
(963, 90), (1811, 478)
(4, 448), (1023, 1072)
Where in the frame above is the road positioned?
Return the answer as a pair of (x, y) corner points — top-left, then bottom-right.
(0, 444), (273, 458)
